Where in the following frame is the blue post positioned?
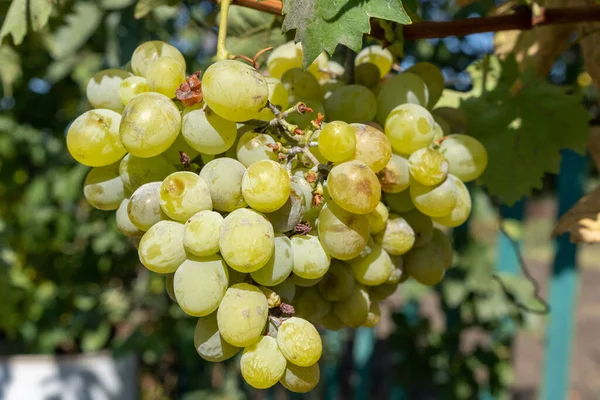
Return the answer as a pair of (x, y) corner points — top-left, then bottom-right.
(323, 329), (344, 399)
(541, 150), (585, 400)
(496, 199), (526, 274)
(353, 327), (376, 400)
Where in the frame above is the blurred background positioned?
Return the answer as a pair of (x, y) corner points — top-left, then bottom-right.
(1, 0), (599, 399)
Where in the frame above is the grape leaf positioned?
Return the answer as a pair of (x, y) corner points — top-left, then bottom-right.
(0, 0), (56, 45)
(459, 56), (590, 205)
(0, 45), (22, 97)
(134, 0), (180, 19)
(282, 0), (411, 68)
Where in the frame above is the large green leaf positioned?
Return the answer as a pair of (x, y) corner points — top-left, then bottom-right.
(0, 0), (56, 45)
(282, 0), (411, 67)
(225, 5), (287, 58)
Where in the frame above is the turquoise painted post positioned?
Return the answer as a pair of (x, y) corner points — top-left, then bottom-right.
(541, 150), (585, 400)
(496, 200), (526, 275)
(389, 301), (419, 400)
(323, 330), (344, 400)
(353, 327), (376, 400)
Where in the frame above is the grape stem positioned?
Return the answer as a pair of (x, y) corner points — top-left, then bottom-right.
(215, 0), (232, 61)
(302, 147), (320, 167)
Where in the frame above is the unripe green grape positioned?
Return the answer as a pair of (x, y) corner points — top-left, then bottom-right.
(384, 103), (436, 156)
(267, 41), (304, 80)
(280, 362), (320, 393)
(363, 301), (381, 328)
(402, 209), (434, 247)
(287, 99), (325, 130)
(182, 106), (237, 155)
(350, 123), (392, 173)
(241, 336), (287, 389)
(83, 163), (125, 210)
(146, 56), (186, 98)
(355, 45), (393, 77)
(378, 153), (410, 193)
(128, 182), (168, 231)
(292, 274), (324, 287)
(86, 69), (132, 112)
(438, 134), (488, 182)
(374, 214), (415, 255)
(242, 160), (291, 213)
(251, 234), (294, 286)
(325, 85), (377, 124)
(119, 153), (176, 192)
(432, 174), (472, 228)
(264, 182), (306, 232)
(327, 160), (381, 215)
(369, 283), (398, 301)
(166, 273), (176, 302)
(162, 133), (200, 165)
(320, 309), (345, 331)
(183, 210), (223, 256)
(174, 255), (229, 316)
(138, 220), (186, 273)
(256, 77), (289, 120)
(194, 312), (240, 362)
(119, 76), (149, 105)
(376, 73), (429, 125)
(405, 62), (445, 109)
(219, 208), (275, 272)
(116, 198), (144, 238)
(317, 201), (369, 260)
(350, 241), (394, 286)
(272, 278), (296, 303)
(217, 283), (268, 347)
(384, 190), (415, 214)
(333, 284), (370, 327)
(367, 201), (389, 234)
(119, 92), (181, 158)
(202, 60), (269, 122)
(320, 79), (346, 100)
(199, 158), (247, 212)
(277, 317), (322, 367)
(281, 68), (321, 102)
(318, 260), (355, 302)
(318, 121), (356, 163)
(430, 228), (453, 268)
(354, 62), (381, 89)
(236, 131), (278, 167)
(159, 171), (212, 222)
(130, 40), (185, 78)
(67, 109), (125, 167)
(410, 176), (457, 218)
(408, 147), (449, 186)
(294, 286), (331, 322)
(291, 233), (331, 279)
(404, 242), (445, 286)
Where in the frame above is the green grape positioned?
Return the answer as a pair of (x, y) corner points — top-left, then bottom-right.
(350, 241), (394, 286)
(119, 153), (176, 192)
(183, 210), (223, 256)
(130, 40), (185, 78)
(119, 76), (150, 105)
(291, 233), (331, 279)
(384, 104), (436, 156)
(194, 312), (241, 362)
(199, 158), (247, 212)
(281, 68), (321, 102)
(433, 114), (451, 137)
(174, 255), (229, 316)
(116, 199), (144, 238)
(67, 109), (125, 167)
(236, 131), (278, 167)
(83, 163), (125, 210)
(366, 201), (389, 234)
(294, 286), (331, 322)
(438, 134), (488, 182)
(264, 182), (306, 232)
(86, 69), (132, 112)
(166, 273), (176, 302)
(146, 56), (186, 98)
(327, 160), (381, 215)
(410, 177), (457, 218)
(267, 41), (304, 80)
(162, 133), (200, 165)
(402, 209), (433, 247)
(430, 228), (453, 268)
(318, 260), (355, 301)
(119, 92), (181, 158)
(251, 234), (294, 286)
(363, 301), (381, 328)
(325, 85), (377, 124)
(432, 122), (444, 141)
(219, 208), (275, 273)
(369, 283), (398, 301)
(240, 336), (287, 389)
(319, 309), (345, 331)
(376, 73), (429, 125)
(318, 121), (356, 163)
(404, 242), (445, 286)
(378, 154), (410, 193)
(217, 283), (268, 347)
(355, 45), (393, 78)
(333, 284), (370, 327)
(202, 60), (269, 122)
(287, 99), (325, 130)
(432, 174), (471, 227)
(128, 182), (168, 231)
(384, 190), (415, 214)
(242, 160), (291, 213)
(277, 317), (322, 367)
(405, 62), (445, 109)
(256, 77), (289, 120)
(374, 214), (415, 255)
(350, 123), (392, 173)
(272, 279), (296, 303)
(408, 147), (449, 186)
(320, 79), (346, 100)
(308, 51), (330, 82)
(181, 106), (237, 155)
(159, 171), (212, 221)
(292, 274), (323, 287)
(386, 260), (403, 284)
(317, 201), (369, 260)
(138, 220), (186, 273)
(228, 267), (248, 286)
(354, 63), (381, 89)
(280, 362), (320, 393)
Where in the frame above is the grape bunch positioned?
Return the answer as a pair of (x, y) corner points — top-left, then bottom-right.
(67, 39), (487, 392)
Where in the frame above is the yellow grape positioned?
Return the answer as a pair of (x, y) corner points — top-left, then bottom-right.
(251, 234), (294, 286)
(83, 163), (125, 210)
(350, 123), (392, 173)
(130, 40), (185, 78)
(241, 336), (287, 389)
(236, 131), (278, 167)
(317, 201), (369, 260)
(86, 69), (132, 112)
(242, 160), (291, 213)
(146, 56), (186, 98)
(138, 220), (186, 274)
(183, 210), (223, 256)
(119, 153), (176, 192)
(366, 201), (389, 234)
(410, 176), (458, 218)
(194, 312), (240, 362)
(280, 362), (320, 393)
(291, 234), (331, 279)
(376, 73), (429, 125)
(217, 283), (268, 347)
(276, 317), (322, 367)
(182, 106), (237, 155)
(378, 154), (410, 193)
(119, 76), (149, 105)
(115, 199), (144, 238)
(199, 158), (248, 212)
(318, 121), (356, 163)
(266, 41), (304, 80)
(432, 174), (472, 227)
(408, 147), (449, 186)
(327, 160), (381, 215)
(159, 171), (212, 222)
(438, 134), (488, 182)
(384, 103), (436, 156)
(256, 77), (289, 120)
(354, 45), (393, 78)
(128, 182), (168, 231)
(350, 241), (394, 286)
(374, 214), (415, 255)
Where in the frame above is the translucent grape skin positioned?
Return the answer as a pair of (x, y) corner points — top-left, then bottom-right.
(327, 160), (381, 215)
(256, 77), (289, 120)
(138, 220), (186, 274)
(432, 174), (472, 228)
(183, 210), (223, 256)
(116, 199), (144, 238)
(384, 190), (416, 214)
(350, 241), (394, 286)
(367, 201), (389, 234)
(86, 69), (132, 112)
(128, 182), (168, 231)
(242, 160), (291, 213)
(410, 176), (458, 218)
(281, 68), (321, 102)
(378, 154), (410, 193)
(219, 208), (275, 273)
(250, 234), (294, 286)
(182, 106), (237, 155)
(159, 171), (212, 222)
(194, 312), (240, 362)
(376, 73), (429, 125)
(174, 255), (229, 317)
(199, 158), (247, 212)
(318, 260), (355, 302)
(325, 85), (377, 124)
(291, 233), (331, 279)
(119, 153), (176, 192)
(217, 283), (268, 347)
(438, 134), (488, 182)
(408, 147), (449, 186)
(384, 104), (436, 157)
(280, 362), (320, 393)
(146, 56), (186, 98)
(202, 60), (269, 122)
(83, 163), (125, 210)
(318, 121), (357, 163)
(119, 92), (181, 158)
(130, 40), (185, 78)
(119, 76), (149, 105)
(318, 201), (369, 260)
(402, 209), (434, 247)
(374, 214), (416, 255)
(236, 131), (278, 167)
(241, 335), (287, 389)
(354, 45), (393, 78)
(404, 242), (445, 286)
(277, 317), (322, 367)
(67, 109), (126, 167)
(350, 123), (392, 173)
(333, 284), (370, 328)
